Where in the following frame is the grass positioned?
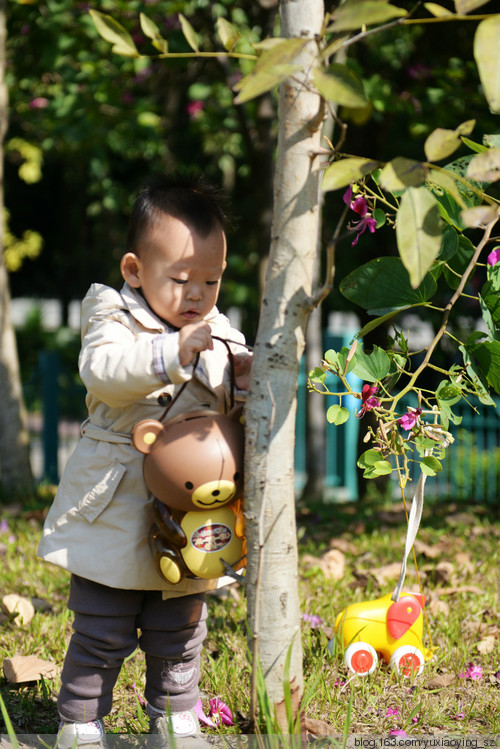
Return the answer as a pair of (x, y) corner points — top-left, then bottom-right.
(0, 491), (499, 738)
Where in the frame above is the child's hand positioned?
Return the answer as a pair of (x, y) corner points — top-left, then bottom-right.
(178, 322), (214, 366)
(233, 352), (252, 391)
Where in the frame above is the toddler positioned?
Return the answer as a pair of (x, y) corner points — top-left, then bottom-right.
(38, 174), (251, 746)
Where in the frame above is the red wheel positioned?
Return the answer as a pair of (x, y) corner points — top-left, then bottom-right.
(344, 642), (378, 675)
(389, 646), (425, 676)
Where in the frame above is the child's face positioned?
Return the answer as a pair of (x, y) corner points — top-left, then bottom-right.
(121, 214), (227, 328)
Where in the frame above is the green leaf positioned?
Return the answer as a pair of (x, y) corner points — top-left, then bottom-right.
(322, 157), (380, 191)
(436, 380), (462, 406)
(474, 16), (500, 114)
(396, 187), (443, 289)
(460, 136), (488, 154)
(363, 461), (393, 478)
(466, 148), (500, 183)
(327, 404), (350, 425)
(456, 0), (490, 11)
(340, 256), (437, 312)
(467, 339), (500, 394)
(216, 17), (240, 52)
(443, 234), (475, 290)
(309, 367), (326, 384)
(437, 224), (459, 263)
(459, 344), (496, 405)
(487, 260), (500, 291)
(179, 13), (199, 52)
(89, 10), (139, 57)
(461, 205), (500, 228)
(424, 3), (453, 16)
(379, 157), (427, 192)
(421, 456), (443, 476)
(373, 207), (386, 227)
(357, 307), (415, 339)
(357, 449), (383, 468)
(352, 345), (391, 382)
(329, 1), (407, 31)
(324, 347), (356, 375)
(140, 13), (168, 53)
(137, 111), (161, 128)
(424, 120), (475, 162)
(233, 38), (308, 104)
(427, 167), (468, 210)
(313, 64), (367, 108)
(484, 134), (500, 149)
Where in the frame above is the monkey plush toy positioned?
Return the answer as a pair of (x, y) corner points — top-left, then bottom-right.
(132, 408), (245, 585)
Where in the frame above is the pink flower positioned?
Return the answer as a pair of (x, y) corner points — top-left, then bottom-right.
(386, 707), (399, 716)
(333, 678), (347, 686)
(132, 682), (146, 707)
(398, 408), (422, 431)
(194, 699), (216, 727)
(453, 712), (465, 720)
(209, 698), (234, 727)
(194, 698), (234, 728)
(303, 613), (323, 628)
(29, 97), (49, 110)
(468, 664), (483, 680)
(343, 187), (378, 246)
(459, 663), (483, 680)
(390, 730), (407, 736)
(487, 247), (500, 266)
(357, 383), (380, 418)
(186, 100), (204, 118)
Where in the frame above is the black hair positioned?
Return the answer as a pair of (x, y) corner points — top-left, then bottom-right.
(125, 173), (229, 255)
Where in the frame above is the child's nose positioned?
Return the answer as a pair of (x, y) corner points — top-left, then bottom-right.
(186, 283), (202, 300)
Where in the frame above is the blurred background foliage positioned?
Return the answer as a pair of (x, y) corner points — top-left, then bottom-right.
(6, 0), (499, 351)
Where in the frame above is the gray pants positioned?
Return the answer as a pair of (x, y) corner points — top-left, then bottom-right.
(58, 575), (207, 723)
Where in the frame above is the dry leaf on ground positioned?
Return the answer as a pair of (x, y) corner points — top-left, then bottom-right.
(2, 593), (35, 626)
(414, 540), (441, 559)
(477, 634), (496, 654)
(428, 597), (450, 617)
(454, 551), (475, 574)
(302, 549), (345, 580)
(434, 561), (456, 584)
(3, 654), (58, 683)
(372, 562), (402, 584)
(329, 537), (357, 554)
(425, 673), (455, 689)
(305, 717), (334, 736)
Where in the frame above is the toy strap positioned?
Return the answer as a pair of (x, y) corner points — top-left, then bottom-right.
(158, 335), (248, 422)
(391, 471), (427, 603)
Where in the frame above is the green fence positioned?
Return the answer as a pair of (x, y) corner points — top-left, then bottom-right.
(27, 348), (500, 502)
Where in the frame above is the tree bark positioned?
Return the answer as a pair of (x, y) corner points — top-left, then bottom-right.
(0, 0), (34, 496)
(245, 0), (325, 729)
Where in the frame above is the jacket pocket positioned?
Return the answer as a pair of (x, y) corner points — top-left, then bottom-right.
(77, 460), (127, 523)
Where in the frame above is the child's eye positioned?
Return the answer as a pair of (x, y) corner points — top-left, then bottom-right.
(171, 278), (187, 285)
(206, 280), (218, 286)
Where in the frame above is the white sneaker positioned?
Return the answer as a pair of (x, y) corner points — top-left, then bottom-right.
(148, 706), (200, 737)
(57, 719), (105, 748)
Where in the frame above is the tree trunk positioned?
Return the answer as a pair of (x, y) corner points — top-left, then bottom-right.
(245, 0), (325, 729)
(0, 0), (34, 496)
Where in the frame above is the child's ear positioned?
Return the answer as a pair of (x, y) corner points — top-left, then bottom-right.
(132, 419), (164, 454)
(121, 252), (142, 288)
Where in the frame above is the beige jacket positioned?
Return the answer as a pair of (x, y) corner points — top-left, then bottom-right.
(37, 282), (246, 595)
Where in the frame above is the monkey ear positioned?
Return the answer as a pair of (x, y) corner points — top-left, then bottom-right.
(132, 420), (164, 454)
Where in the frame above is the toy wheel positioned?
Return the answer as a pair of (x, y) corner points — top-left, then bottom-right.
(344, 642), (378, 675)
(389, 646), (425, 676)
